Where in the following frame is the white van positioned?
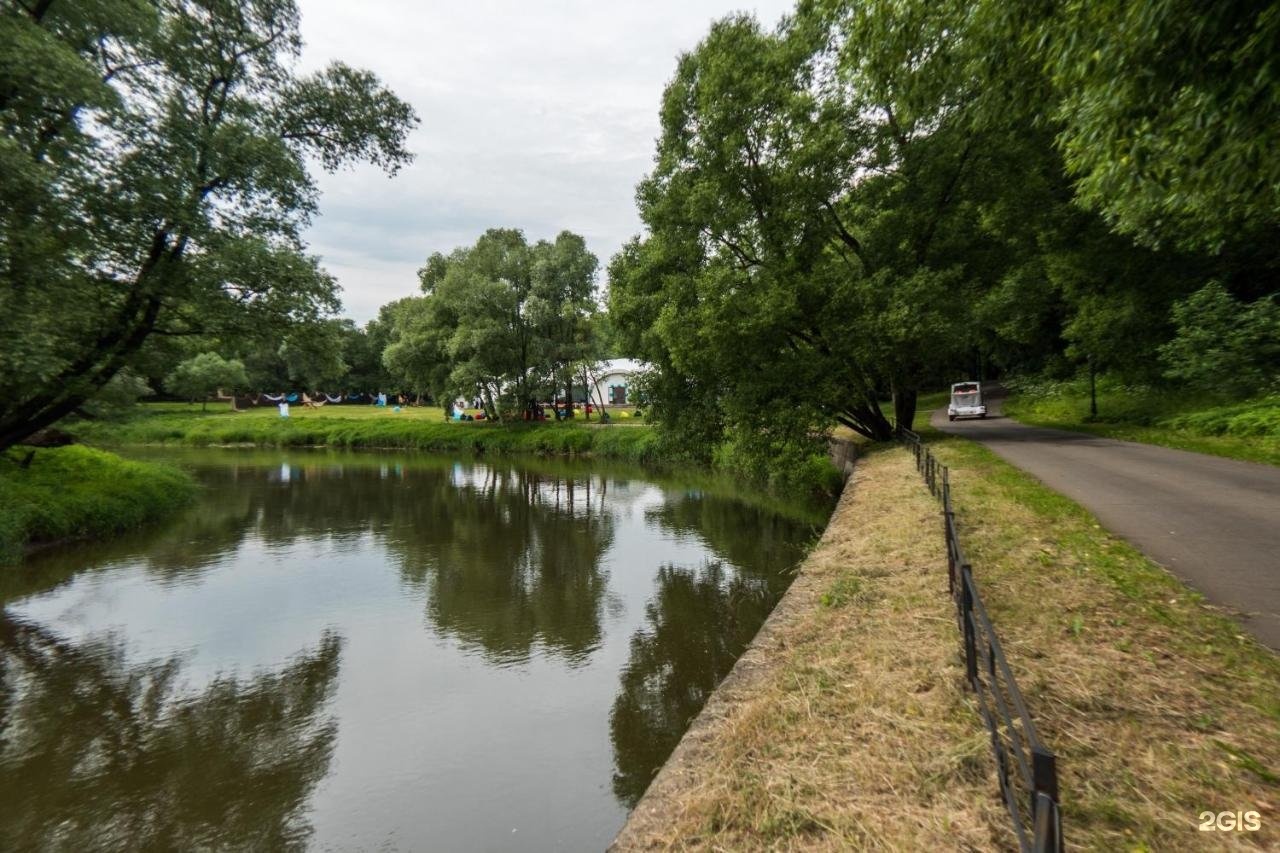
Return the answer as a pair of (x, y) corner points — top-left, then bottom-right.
(948, 381), (986, 421)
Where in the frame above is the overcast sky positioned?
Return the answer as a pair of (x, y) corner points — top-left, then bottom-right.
(295, 0), (795, 323)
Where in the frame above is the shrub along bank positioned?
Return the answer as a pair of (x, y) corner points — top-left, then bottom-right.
(1004, 378), (1280, 466)
(0, 446), (196, 564)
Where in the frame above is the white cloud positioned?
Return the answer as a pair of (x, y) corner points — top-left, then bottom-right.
(295, 0), (795, 322)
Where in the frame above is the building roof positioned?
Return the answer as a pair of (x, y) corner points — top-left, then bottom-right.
(594, 358), (645, 376)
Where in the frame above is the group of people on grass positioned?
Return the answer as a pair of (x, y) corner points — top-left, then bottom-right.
(267, 391), (416, 418)
(254, 391), (637, 422)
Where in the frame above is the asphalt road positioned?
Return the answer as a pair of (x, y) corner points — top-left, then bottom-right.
(932, 393), (1280, 650)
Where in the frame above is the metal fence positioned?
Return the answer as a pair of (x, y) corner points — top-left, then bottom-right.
(899, 427), (1064, 853)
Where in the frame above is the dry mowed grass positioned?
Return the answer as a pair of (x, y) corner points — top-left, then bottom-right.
(613, 448), (1012, 850)
(927, 433), (1280, 851)
(613, 437), (1280, 851)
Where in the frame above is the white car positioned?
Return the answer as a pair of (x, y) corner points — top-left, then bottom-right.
(948, 381), (986, 421)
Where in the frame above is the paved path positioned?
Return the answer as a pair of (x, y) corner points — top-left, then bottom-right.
(932, 393), (1280, 650)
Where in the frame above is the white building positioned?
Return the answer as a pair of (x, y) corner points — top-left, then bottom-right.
(587, 358), (645, 407)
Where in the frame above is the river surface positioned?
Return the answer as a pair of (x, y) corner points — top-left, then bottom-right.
(0, 448), (823, 851)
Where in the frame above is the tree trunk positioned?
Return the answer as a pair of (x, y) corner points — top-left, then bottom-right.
(892, 386), (918, 434)
(482, 384), (500, 423)
(835, 395), (896, 441)
(1088, 357), (1098, 419)
(0, 234), (173, 452)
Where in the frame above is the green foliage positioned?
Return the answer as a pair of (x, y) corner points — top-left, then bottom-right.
(0, 0), (418, 450)
(0, 446), (196, 564)
(712, 424), (844, 501)
(276, 318), (350, 389)
(81, 368), (153, 420)
(612, 0), (1276, 466)
(1159, 283), (1280, 397)
(610, 2), (1029, 455)
(1004, 377), (1280, 465)
(386, 229), (600, 418)
(165, 352), (249, 409)
(1015, 0), (1280, 250)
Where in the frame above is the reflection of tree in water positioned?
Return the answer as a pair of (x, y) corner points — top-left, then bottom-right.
(644, 489), (815, 581)
(0, 614), (341, 851)
(226, 458), (619, 663)
(609, 560), (780, 807)
(18, 458), (617, 668)
(390, 468), (615, 666)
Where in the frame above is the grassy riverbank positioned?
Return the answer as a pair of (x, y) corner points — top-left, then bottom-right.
(1004, 379), (1280, 465)
(918, 419), (1280, 848)
(73, 403), (663, 463)
(0, 446), (196, 564)
(615, 428), (1279, 849)
(73, 403), (844, 500)
(613, 448), (1005, 849)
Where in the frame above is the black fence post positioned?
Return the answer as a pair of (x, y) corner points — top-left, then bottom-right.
(899, 425), (1062, 853)
(960, 565), (977, 684)
(1032, 748), (1062, 853)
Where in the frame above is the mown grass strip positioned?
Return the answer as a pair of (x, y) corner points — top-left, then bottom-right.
(915, 418), (1280, 849)
(612, 448), (1006, 850)
(72, 405), (663, 464)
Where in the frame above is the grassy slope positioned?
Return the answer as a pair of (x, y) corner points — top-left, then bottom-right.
(1003, 383), (1280, 466)
(915, 414), (1280, 849)
(614, 448), (1007, 849)
(73, 402), (662, 463)
(0, 446), (197, 564)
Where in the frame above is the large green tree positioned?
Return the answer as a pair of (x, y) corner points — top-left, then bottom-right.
(613, 0), (1274, 465)
(611, 6), (1001, 443)
(388, 228), (598, 419)
(996, 0), (1280, 252)
(0, 0), (417, 449)
(165, 350), (248, 410)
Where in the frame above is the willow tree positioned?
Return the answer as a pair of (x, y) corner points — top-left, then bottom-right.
(0, 0), (417, 449)
(1010, 0), (1280, 252)
(611, 4), (996, 443)
(388, 228), (598, 418)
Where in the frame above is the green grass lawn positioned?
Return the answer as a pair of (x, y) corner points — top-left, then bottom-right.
(0, 445), (196, 564)
(113, 400), (647, 423)
(150, 400), (450, 420)
(1003, 380), (1280, 466)
(71, 402), (662, 463)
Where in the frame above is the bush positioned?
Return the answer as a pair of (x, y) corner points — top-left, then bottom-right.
(1159, 283), (1280, 396)
(0, 446), (196, 564)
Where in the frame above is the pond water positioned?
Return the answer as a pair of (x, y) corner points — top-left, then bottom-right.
(0, 449), (824, 851)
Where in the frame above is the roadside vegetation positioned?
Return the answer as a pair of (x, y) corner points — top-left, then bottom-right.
(1004, 378), (1280, 466)
(617, 430), (1280, 849)
(0, 446), (196, 565)
(914, 417), (1280, 848)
